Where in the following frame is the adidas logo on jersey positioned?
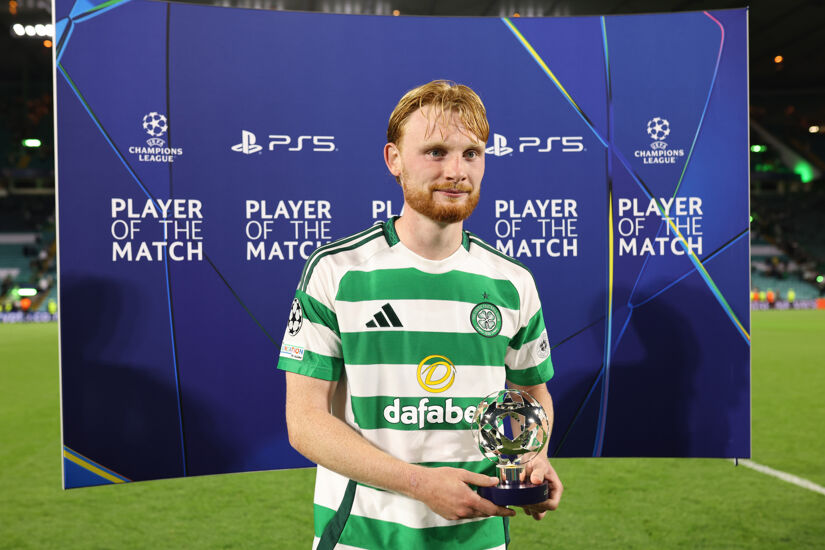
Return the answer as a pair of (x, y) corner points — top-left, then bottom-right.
(365, 303), (403, 328)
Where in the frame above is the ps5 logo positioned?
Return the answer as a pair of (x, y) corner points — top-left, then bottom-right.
(232, 130), (263, 154)
(232, 130), (336, 155)
(485, 134), (514, 156)
(518, 136), (584, 153)
(485, 133), (584, 157)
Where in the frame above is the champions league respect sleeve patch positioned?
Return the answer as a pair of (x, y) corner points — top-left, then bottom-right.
(532, 330), (551, 364)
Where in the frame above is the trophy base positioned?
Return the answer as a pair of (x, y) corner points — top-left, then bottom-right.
(478, 481), (549, 506)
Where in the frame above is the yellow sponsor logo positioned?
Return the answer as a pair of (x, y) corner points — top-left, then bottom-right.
(417, 354), (456, 393)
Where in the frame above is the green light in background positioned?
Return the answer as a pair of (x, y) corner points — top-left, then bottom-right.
(749, 215), (753, 223)
(22, 139), (42, 148)
(750, 144), (766, 153)
(794, 161), (815, 183)
(817, 275), (824, 284)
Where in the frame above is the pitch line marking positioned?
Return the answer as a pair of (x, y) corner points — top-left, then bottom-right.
(738, 459), (825, 497)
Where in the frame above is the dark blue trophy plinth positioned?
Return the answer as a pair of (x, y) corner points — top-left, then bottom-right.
(479, 481), (549, 506)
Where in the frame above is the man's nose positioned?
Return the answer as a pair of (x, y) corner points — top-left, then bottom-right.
(444, 154), (466, 182)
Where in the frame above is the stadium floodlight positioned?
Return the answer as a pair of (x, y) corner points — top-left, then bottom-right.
(809, 126), (820, 134)
(12, 23), (25, 36)
(17, 288), (37, 297)
(22, 138), (42, 148)
(25, 25), (35, 36)
(35, 24), (46, 36)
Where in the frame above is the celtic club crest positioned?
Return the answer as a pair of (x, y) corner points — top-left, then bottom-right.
(470, 302), (502, 338)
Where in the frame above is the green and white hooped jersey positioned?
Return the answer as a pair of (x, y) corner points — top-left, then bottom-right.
(278, 218), (553, 550)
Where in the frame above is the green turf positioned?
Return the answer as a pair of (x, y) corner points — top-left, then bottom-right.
(748, 310), (825, 486)
(1, 312), (823, 548)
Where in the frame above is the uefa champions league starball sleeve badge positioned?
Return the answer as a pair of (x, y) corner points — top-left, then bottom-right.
(472, 389), (551, 506)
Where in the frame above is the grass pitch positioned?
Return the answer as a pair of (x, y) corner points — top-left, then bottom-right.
(1, 311), (823, 549)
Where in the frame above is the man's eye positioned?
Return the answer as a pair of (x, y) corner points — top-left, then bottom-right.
(428, 150), (444, 157)
(465, 150), (479, 159)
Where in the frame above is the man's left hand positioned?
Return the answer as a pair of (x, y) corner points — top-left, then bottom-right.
(518, 459), (563, 520)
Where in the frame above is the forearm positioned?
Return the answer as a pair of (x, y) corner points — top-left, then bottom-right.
(287, 404), (426, 499)
(284, 370), (431, 500)
(285, 372), (514, 520)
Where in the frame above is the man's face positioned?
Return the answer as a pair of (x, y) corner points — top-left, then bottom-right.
(386, 107), (485, 224)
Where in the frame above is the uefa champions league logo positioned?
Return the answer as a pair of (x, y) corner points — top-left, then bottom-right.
(142, 112), (168, 146)
(646, 117), (670, 150)
(634, 117), (683, 165)
(127, 112), (182, 163)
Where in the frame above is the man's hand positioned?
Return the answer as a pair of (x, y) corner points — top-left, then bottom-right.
(409, 466), (516, 521)
(518, 459), (563, 520)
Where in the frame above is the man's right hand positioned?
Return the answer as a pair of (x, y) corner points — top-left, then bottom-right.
(408, 466), (515, 521)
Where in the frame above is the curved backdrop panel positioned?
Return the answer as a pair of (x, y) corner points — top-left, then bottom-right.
(55, 0), (750, 488)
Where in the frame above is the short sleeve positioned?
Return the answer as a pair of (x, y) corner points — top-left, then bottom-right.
(504, 278), (553, 386)
(277, 265), (343, 381)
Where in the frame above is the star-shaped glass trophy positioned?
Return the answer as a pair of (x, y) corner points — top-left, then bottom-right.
(471, 389), (551, 505)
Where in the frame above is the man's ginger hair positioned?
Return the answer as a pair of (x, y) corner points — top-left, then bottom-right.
(387, 80), (490, 146)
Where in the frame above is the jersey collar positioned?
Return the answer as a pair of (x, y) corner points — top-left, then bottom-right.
(383, 216), (471, 252)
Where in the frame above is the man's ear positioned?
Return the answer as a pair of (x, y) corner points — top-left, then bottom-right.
(384, 142), (402, 179)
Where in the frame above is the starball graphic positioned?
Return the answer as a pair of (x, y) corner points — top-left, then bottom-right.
(633, 116), (684, 165)
(127, 112), (183, 163)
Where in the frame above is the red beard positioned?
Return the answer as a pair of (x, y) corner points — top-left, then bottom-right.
(402, 181), (480, 224)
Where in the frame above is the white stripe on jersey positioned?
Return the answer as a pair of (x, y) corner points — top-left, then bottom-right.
(283, 319), (341, 358)
(304, 235), (388, 308)
(314, 467), (488, 529)
(336, 299), (519, 337)
(352, 241), (481, 275)
(344, 363), (505, 399)
(505, 341), (538, 374)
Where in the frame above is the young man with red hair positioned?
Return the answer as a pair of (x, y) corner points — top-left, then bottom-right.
(279, 80), (562, 549)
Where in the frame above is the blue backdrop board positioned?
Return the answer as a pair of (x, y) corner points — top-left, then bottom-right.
(55, 1), (750, 488)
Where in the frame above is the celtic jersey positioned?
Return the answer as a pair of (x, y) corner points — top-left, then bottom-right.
(278, 218), (553, 550)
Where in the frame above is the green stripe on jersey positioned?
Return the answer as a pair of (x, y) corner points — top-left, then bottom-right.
(351, 396), (481, 430)
(296, 290), (339, 334)
(509, 308), (545, 350)
(278, 350), (343, 381)
(314, 505), (507, 549)
(341, 331), (508, 366)
(337, 268), (519, 308)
